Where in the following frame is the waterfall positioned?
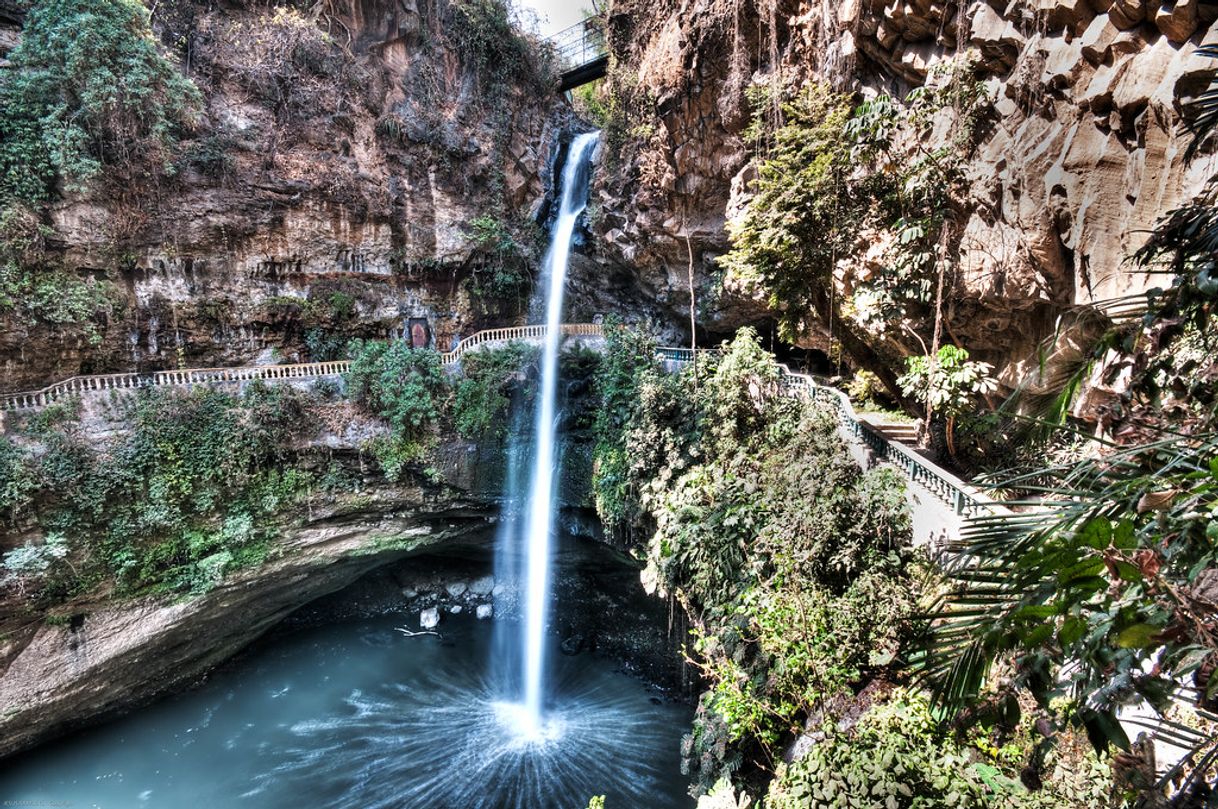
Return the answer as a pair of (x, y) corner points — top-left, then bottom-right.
(510, 131), (599, 736)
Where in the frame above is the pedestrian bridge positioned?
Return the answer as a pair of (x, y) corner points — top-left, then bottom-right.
(547, 19), (608, 92)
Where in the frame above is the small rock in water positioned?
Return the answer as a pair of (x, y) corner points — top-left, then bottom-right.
(402, 588), (418, 599)
(450, 605), (463, 614)
(420, 607), (440, 629)
(560, 633), (586, 656)
(446, 581), (468, 597)
(476, 603), (493, 620)
(469, 575), (495, 596)
(492, 583), (507, 597)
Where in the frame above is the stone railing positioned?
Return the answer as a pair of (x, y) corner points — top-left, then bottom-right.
(660, 348), (1003, 518)
(437, 323), (602, 364)
(0, 324), (604, 413)
(1, 322), (993, 519)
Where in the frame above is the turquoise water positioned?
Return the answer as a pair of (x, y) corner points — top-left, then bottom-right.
(0, 613), (693, 808)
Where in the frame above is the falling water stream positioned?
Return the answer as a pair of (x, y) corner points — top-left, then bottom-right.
(517, 130), (600, 732)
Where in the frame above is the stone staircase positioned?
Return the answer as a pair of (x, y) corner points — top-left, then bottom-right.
(859, 417), (919, 445)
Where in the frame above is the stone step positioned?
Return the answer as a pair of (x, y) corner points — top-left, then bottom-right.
(861, 419), (919, 443)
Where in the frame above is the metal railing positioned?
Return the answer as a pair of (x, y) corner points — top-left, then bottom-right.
(0, 324), (605, 413)
(547, 18), (607, 74)
(659, 348), (1003, 518)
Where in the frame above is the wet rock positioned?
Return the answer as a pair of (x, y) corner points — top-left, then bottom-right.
(560, 633), (590, 656)
(445, 581), (468, 597)
(420, 607), (440, 630)
(469, 575), (495, 596)
(476, 604), (493, 620)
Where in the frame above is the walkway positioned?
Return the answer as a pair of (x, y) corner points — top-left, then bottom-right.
(0, 324), (603, 413)
(1, 324), (1005, 536)
(546, 19), (608, 92)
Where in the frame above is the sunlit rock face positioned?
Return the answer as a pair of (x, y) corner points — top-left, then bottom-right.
(591, 0), (1218, 375)
(0, 0), (575, 392)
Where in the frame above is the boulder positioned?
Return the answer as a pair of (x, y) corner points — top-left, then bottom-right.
(445, 580), (467, 597)
(476, 604), (493, 620)
(469, 575), (495, 596)
(1108, 0), (1147, 29)
(1037, 0), (1096, 35)
(419, 607), (440, 629)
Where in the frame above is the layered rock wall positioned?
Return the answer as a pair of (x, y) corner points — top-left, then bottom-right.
(0, 0), (573, 391)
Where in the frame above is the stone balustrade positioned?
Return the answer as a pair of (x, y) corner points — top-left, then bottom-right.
(1, 323), (999, 525)
(0, 324), (605, 413)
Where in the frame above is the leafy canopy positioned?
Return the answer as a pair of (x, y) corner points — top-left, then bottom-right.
(898, 345), (997, 420)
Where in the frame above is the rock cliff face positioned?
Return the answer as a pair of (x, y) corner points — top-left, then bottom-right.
(592, 0), (1218, 385)
(0, 387), (511, 757)
(0, 483), (495, 758)
(0, 0), (574, 392)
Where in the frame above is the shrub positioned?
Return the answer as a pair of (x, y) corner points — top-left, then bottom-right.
(465, 215), (536, 304)
(453, 342), (538, 439)
(3, 386), (316, 599)
(346, 340), (448, 440)
(0, 436), (37, 523)
(766, 691), (999, 809)
(448, 0), (554, 93)
(0, 0), (201, 202)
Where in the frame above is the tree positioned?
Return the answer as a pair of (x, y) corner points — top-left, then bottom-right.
(897, 345), (996, 456)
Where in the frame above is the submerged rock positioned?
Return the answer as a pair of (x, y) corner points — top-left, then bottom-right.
(420, 608), (441, 629)
(475, 604), (493, 620)
(469, 575), (495, 596)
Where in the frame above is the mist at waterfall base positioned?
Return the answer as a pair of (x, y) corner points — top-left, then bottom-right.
(0, 131), (695, 807)
(0, 614), (693, 808)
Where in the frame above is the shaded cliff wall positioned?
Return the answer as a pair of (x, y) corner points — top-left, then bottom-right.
(592, 0), (1218, 384)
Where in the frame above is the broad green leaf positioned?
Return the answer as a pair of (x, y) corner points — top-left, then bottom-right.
(1116, 622), (1160, 649)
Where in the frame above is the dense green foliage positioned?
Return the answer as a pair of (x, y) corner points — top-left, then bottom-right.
(448, 0), (554, 93)
(766, 690), (1109, 809)
(720, 85), (854, 342)
(898, 346), (997, 421)
(345, 340), (545, 478)
(346, 340), (449, 480)
(722, 61), (990, 359)
(0, 0), (200, 202)
(1, 386), (312, 600)
(453, 342), (539, 439)
(898, 345), (998, 454)
(923, 433), (1218, 799)
(592, 326), (920, 792)
(591, 320), (668, 538)
(466, 215), (537, 305)
(591, 325), (1115, 804)
(0, 199), (114, 336)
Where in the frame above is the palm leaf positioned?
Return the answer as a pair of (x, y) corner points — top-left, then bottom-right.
(1185, 44), (1218, 163)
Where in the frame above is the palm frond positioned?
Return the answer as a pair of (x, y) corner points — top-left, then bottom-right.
(1185, 44), (1218, 163)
